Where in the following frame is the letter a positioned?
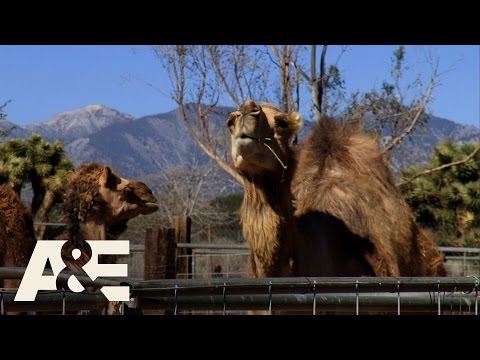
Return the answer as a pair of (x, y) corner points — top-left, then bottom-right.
(15, 241), (68, 301)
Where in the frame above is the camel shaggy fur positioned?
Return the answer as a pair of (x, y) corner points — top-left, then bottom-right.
(0, 184), (37, 289)
(57, 163), (159, 273)
(227, 100), (446, 279)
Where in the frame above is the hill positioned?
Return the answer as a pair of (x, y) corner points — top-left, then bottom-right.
(2, 104), (479, 181)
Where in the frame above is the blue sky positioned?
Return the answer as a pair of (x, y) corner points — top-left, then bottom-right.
(0, 45), (478, 127)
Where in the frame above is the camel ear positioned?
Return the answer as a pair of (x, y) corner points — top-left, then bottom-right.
(227, 111), (240, 129)
(274, 111), (303, 135)
(66, 171), (76, 183)
(99, 165), (121, 189)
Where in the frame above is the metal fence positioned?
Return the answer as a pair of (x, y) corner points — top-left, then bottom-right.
(176, 243), (250, 279)
(16, 223), (479, 315)
(33, 223), (480, 279)
(440, 247), (480, 276)
(132, 276), (480, 315)
(126, 244), (480, 280)
(1, 272), (478, 315)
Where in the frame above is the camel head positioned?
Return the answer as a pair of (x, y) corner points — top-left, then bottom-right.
(64, 163), (159, 227)
(227, 100), (303, 177)
(98, 166), (159, 224)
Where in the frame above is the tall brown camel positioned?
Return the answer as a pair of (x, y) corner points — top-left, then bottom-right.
(227, 100), (446, 279)
(57, 163), (159, 274)
(0, 184), (37, 289)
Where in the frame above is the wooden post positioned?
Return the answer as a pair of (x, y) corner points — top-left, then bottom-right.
(144, 227), (176, 280)
(173, 216), (192, 279)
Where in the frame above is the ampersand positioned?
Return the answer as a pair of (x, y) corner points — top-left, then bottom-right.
(56, 240), (93, 292)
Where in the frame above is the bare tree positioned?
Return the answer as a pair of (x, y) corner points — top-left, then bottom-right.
(343, 46), (446, 162)
(156, 45), (459, 182)
(289, 45), (348, 120)
(267, 45), (305, 113)
(123, 151), (241, 243)
(152, 159), (236, 227)
(155, 46), (277, 185)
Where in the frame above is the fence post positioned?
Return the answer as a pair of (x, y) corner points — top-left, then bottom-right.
(173, 216), (192, 279)
(144, 227), (176, 280)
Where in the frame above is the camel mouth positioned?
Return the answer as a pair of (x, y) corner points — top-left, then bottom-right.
(142, 202), (159, 214)
(140, 195), (158, 204)
(236, 132), (259, 143)
(139, 195), (159, 214)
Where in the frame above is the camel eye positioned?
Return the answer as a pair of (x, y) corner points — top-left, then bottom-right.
(227, 118), (234, 127)
(275, 119), (288, 129)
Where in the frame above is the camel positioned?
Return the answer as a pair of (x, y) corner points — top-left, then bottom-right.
(0, 184), (37, 289)
(1, 163), (159, 279)
(55, 163), (159, 315)
(57, 163), (159, 274)
(227, 100), (446, 280)
(1, 164), (158, 314)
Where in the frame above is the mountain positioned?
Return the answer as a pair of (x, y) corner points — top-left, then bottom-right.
(2, 104), (480, 180)
(389, 117), (480, 174)
(7, 104), (230, 179)
(26, 104), (135, 143)
(0, 119), (33, 138)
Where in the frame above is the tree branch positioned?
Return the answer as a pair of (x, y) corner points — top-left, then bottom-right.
(208, 46), (242, 107)
(319, 45), (328, 115)
(290, 60), (310, 82)
(178, 103), (244, 186)
(311, 45), (321, 121)
(397, 145), (480, 187)
(382, 73), (435, 154)
(381, 48), (441, 154)
(311, 45), (328, 121)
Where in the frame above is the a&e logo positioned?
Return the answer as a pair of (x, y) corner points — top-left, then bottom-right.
(14, 240), (130, 302)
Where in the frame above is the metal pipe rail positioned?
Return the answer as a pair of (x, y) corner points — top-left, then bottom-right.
(130, 276), (480, 294)
(178, 243), (249, 250)
(129, 244), (480, 253)
(133, 277), (479, 313)
(3, 268), (478, 294)
(439, 246), (480, 254)
(0, 291), (107, 312)
(130, 243), (250, 252)
(138, 292), (479, 313)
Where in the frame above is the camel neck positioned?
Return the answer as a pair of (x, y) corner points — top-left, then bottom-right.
(240, 172), (296, 277)
(243, 173), (294, 216)
(78, 222), (108, 241)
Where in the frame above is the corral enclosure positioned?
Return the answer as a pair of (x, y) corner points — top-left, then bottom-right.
(35, 221), (480, 280)
(0, 219), (475, 315)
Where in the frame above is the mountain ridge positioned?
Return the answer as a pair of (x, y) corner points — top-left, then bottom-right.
(2, 104), (479, 180)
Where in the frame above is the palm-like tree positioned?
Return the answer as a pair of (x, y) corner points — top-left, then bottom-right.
(400, 140), (480, 246)
(0, 133), (74, 238)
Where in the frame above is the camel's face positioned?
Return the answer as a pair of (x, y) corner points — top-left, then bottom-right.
(227, 100), (303, 176)
(97, 166), (159, 224)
